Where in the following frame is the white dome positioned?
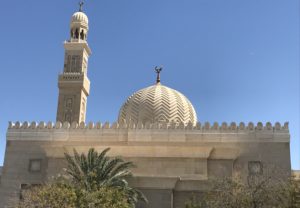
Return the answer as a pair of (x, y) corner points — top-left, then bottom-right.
(71, 12), (88, 25)
(118, 83), (197, 125)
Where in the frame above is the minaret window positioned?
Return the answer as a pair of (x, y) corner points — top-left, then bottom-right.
(66, 55), (71, 72)
(66, 98), (73, 108)
(66, 55), (81, 73)
(71, 56), (76, 72)
(75, 29), (79, 39)
(80, 30), (85, 40)
(71, 56), (81, 72)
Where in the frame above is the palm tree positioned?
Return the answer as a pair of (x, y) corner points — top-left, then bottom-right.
(64, 148), (147, 206)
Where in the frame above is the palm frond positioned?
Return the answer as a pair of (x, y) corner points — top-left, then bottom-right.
(110, 161), (135, 178)
(101, 157), (124, 179)
(64, 147), (148, 204)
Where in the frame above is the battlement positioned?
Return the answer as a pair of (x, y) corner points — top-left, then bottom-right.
(6, 121), (290, 143)
(8, 121), (289, 132)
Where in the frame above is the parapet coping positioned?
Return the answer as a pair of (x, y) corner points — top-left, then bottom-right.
(8, 121), (289, 132)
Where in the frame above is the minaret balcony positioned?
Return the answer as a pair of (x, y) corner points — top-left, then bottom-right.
(58, 73), (90, 95)
(69, 38), (87, 43)
(60, 73), (83, 80)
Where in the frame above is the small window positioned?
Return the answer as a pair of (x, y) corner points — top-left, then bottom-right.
(28, 159), (42, 173)
(248, 161), (263, 175)
(66, 98), (73, 108)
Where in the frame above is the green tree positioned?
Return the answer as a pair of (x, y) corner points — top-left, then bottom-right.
(17, 181), (132, 208)
(185, 195), (205, 208)
(185, 173), (300, 208)
(82, 187), (131, 208)
(16, 148), (147, 208)
(18, 182), (77, 208)
(64, 148), (147, 206)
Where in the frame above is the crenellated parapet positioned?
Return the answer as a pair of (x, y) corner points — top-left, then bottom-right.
(8, 121), (289, 132)
(6, 120), (290, 143)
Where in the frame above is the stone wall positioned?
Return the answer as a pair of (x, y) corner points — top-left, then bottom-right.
(0, 121), (291, 208)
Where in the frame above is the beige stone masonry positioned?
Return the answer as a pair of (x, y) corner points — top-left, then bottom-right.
(7, 121), (290, 143)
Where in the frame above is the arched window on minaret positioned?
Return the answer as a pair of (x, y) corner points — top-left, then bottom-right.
(71, 56), (76, 72)
(66, 55), (71, 72)
(75, 29), (79, 39)
(80, 30), (84, 40)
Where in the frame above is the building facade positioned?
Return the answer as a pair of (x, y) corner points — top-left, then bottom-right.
(0, 6), (292, 208)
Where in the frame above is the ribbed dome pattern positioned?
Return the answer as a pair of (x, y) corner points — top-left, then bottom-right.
(71, 12), (88, 25)
(118, 84), (197, 125)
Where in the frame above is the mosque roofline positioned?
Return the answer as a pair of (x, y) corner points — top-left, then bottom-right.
(6, 121), (290, 144)
(7, 121), (289, 132)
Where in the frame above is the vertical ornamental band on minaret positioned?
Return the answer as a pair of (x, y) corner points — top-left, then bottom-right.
(56, 3), (92, 124)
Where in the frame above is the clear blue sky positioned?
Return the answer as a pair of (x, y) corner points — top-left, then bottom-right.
(0, 0), (299, 169)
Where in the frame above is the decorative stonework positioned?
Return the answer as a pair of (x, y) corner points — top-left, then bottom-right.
(8, 121), (289, 131)
(118, 84), (198, 125)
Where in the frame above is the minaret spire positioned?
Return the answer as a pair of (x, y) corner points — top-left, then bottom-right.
(155, 66), (163, 84)
(79, 1), (84, 12)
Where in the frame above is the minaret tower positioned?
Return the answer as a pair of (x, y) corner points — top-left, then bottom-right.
(56, 2), (91, 124)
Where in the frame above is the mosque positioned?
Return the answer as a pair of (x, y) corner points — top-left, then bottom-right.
(0, 4), (295, 208)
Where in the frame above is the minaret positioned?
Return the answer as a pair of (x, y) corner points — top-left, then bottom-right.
(56, 2), (91, 124)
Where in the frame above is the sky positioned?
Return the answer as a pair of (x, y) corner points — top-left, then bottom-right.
(0, 0), (299, 169)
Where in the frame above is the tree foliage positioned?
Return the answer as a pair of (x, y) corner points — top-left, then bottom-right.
(64, 148), (147, 205)
(18, 182), (77, 208)
(185, 172), (300, 208)
(16, 148), (147, 208)
(18, 181), (131, 208)
(82, 187), (131, 208)
(185, 195), (205, 208)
